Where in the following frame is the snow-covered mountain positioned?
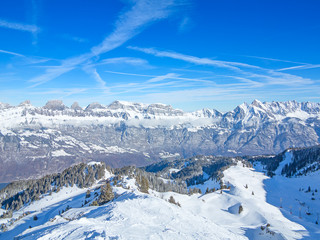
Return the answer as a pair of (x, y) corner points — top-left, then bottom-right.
(1, 156), (319, 239)
(0, 99), (320, 182)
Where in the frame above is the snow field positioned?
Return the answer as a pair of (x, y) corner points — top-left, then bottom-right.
(264, 171), (320, 239)
(1, 163), (317, 239)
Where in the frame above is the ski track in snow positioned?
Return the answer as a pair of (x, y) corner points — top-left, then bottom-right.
(275, 150), (292, 175)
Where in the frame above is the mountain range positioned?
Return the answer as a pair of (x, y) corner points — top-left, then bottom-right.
(0, 99), (319, 182)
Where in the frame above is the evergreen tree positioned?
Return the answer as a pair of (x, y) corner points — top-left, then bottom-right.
(168, 196), (176, 204)
(238, 205), (243, 214)
(17, 195), (23, 209)
(140, 176), (149, 193)
(86, 190), (91, 198)
(98, 183), (114, 205)
(168, 196), (181, 207)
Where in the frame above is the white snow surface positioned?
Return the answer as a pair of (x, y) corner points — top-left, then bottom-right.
(1, 163), (314, 240)
(51, 149), (72, 157)
(222, 163), (306, 239)
(264, 171), (320, 240)
(275, 150), (293, 175)
(159, 152), (180, 159)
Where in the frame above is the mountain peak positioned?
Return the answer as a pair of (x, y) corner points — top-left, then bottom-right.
(251, 99), (264, 108)
(85, 102), (105, 111)
(44, 100), (67, 111)
(19, 100), (31, 107)
(109, 100), (137, 110)
(0, 102), (11, 109)
(71, 102), (82, 110)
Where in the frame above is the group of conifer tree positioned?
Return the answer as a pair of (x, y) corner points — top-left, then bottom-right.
(0, 163), (105, 216)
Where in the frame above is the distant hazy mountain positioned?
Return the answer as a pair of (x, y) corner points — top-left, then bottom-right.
(0, 99), (319, 182)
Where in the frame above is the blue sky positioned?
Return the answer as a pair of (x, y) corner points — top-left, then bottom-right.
(0, 0), (319, 111)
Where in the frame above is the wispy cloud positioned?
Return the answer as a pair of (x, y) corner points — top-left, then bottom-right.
(104, 70), (215, 84)
(146, 73), (179, 83)
(238, 69), (314, 87)
(29, 0), (185, 87)
(278, 64), (320, 71)
(171, 68), (215, 75)
(100, 57), (149, 67)
(29, 66), (75, 88)
(178, 16), (192, 32)
(107, 74), (185, 95)
(241, 55), (306, 65)
(90, 0), (183, 56)
(0, 49), (25, 57)
(83, 65), (109, 92)
(0, 3), (40, 45)
(105, 70), (155, 78)
(97, 70), (217, 97)
(0, 18), (40, 33)
(129, 46), (315, 87)
(128, 46), (260, 70)
(226, 76), (265, 88)
(0, 49), (53, 66)
(61, 34), (88, 43)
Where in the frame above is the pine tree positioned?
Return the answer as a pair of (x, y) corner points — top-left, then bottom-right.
(86, 190), (91, 198)
(18, 195), (23, 209)
(1, 223), (8, 232)
(238, 205), (243, 214)
(168, 196), (181, 207)
(140, 176), (149, 194)
(98, 183), (114, 205)
(168, 196), (176, 204)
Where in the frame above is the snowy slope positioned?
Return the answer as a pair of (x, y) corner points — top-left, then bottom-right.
(222, 164), (306, 239)
(1, 163), (315, 240)
(263, 171), (320, 239)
